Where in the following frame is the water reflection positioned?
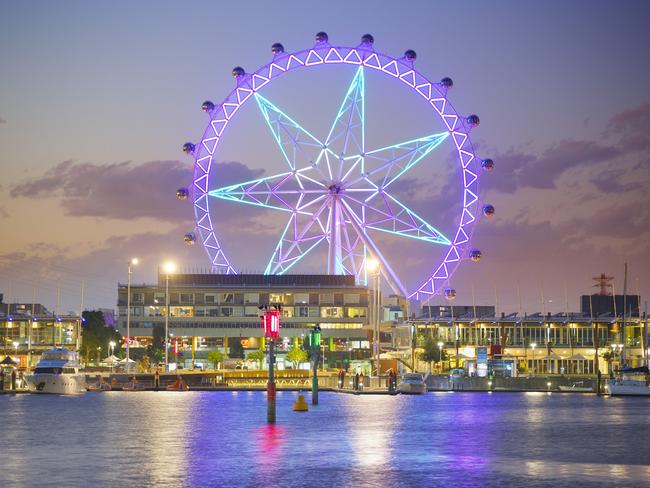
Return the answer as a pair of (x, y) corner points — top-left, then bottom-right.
(1, 392), (649, 487)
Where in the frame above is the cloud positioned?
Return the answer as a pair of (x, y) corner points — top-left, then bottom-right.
(10, 159), (265, 223)
(608, 102), (650, 152)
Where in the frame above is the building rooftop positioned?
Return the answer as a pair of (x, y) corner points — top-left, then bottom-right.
(119, 273), (362, 289)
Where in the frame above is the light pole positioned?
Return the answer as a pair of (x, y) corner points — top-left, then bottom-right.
(366, 258), (380, 376)
(109, 340), (116, 372)
(163, 261), (176, 371)
(437, 341), (444, 372)
(126, 258), (139, 368)
(12, 341), (19, 356)
(97, 346), (102, 365)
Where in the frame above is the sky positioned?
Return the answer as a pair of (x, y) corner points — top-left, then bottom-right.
(0, 0), (649, 315)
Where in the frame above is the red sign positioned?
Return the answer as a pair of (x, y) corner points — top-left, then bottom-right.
(262, 310), (281, 339)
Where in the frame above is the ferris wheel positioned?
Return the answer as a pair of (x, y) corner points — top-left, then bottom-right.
(178, 32), (495, 301)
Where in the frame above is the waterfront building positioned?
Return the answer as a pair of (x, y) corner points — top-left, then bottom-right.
(117, 273), (372, 368)
(0, 300), (81, 368)
(396, 309), (649, 375)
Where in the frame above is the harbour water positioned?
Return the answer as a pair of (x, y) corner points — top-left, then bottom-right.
(1, 392), (649, 487)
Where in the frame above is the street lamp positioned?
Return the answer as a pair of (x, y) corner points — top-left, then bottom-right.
(109, 340), (116, 356)
(437, 341), (444, 372)
(365, 258), (380, 376)
(163, 261), (176, 371)
(126, 257), (139, 367)
(12, 341), (19, 356)
(97, 346), (102, 365)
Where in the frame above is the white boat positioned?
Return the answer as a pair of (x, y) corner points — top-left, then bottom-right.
(25, 348), (86, 395)
(558, 381), (593, 392)
(605, 367), (650, 396)
(397, 373), (427, 394)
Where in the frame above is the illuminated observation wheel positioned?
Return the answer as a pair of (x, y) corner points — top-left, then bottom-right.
(179, 32), (495, 301)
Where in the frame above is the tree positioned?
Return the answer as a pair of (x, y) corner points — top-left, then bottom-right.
(81, 311), (122, 365)
(286, 346), (308, 369)
(418, 335), (448, 372)
(208, 350), (227, 370)
(247, 350), (265, 370)
(137, 356), (151, 373)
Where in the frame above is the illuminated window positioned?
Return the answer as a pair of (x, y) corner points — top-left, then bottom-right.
(321, 307), (343, 318)
(346, 307), (367, 318)
(269, 293), (285, 303)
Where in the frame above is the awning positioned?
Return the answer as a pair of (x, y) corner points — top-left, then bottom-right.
(118, 357), (136, 364)
(102, 355), (120, 364)
(0, 356), (17, 365)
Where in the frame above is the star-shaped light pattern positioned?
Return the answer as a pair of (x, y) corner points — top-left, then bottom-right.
(208, 67), (450, 296)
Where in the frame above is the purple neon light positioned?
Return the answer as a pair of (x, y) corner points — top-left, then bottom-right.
(191, 42), (482, 300)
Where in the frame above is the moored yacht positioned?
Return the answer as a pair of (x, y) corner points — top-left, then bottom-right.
(605, 366), (650, 397)
(25, 348), (86, 395)
(397, 373), (427, 394)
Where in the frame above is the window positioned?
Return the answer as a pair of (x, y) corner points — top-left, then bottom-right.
(244, 293), (259, 304)
(131, 293), (144, 303)
(282, 307), (294, 318)
(205, 294), (217, 304)
(154, 293), (165, 304)
(269, 293), (285, 304)
(145, 306), (165, 317)
(221, 293), (234, 304)
(294, 293), (309, 304)
(180, 293), (194, 304)
(319, 293), (333, 305)
(170, 307), (193, 317)
(297, 306), (309, 317)
(309, 307), (320, 317)
(244, 306), (259, 317)
(221, 307), (233, 317)
(196, 306), (219, 317)
(346, 307), (367, 318)
(321, 307), (343, 318)
(344, 294), (360, 305)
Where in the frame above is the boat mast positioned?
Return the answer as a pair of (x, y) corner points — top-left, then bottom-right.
(622, 263), (627, 366)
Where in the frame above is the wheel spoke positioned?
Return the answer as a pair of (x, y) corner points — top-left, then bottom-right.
(265, 199), (330, 275)
(339, 200), (408, 297)
(342, 190), (450, 245)
(208, 169), (325, 215)
(345, 132), (448, 189)
(255, 93), (330, 181)
(324, 66), (365, 180)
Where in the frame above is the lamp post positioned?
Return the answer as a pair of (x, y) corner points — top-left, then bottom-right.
(126, 258), (139, 369)
(12, 341), (19, 356)
(109, 340), (116, 372)
(163, 261), (176, 371)
(437, 341), (444, 372)
(97, 346), (101, 365)
(366, 258), (380, 376)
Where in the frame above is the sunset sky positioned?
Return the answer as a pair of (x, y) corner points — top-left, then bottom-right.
(1, 1), (649, 314)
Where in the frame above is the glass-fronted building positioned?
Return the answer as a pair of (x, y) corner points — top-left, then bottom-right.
(117, 273), (372, 367)
(0, 302), (81, 368)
